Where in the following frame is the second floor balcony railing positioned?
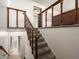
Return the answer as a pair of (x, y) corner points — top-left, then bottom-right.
(38, 0), (79, 28)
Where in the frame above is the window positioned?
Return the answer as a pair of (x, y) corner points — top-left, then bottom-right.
(7, 7), (26, 29)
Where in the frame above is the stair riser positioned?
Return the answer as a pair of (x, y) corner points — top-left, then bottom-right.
(33, 43), (47, 49)
(33, 49), (51, 57)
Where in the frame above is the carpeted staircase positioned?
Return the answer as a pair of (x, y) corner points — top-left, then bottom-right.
(25, 15), (56, 59)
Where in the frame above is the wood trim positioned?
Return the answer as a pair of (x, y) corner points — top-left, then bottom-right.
(38, 0), (63, 27)
(7, 7), (26, 29)
(45, 11), (47, 27)
(53, 9), (78, 26)
(60, 1), (63, 24)
(7, 8), (9, 28)
(0, 46), (9, 56)
(75, 0), (78, 23)
(24, 11), (26, 28)
(35, 36), (38, 59)
(25, 14), (39, 35)
(54, 8), (79, 17)
(51, 8), (54, 26)
(39, 0), (62, 14)
(32, 30), (34, 54)
(38, 24), (79, 29)
(7, 7), (26, 12)
(8, 27), (24, 29)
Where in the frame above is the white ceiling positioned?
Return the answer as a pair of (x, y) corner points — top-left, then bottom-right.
(31, 0), (57, 6)
(31, 0), (79, 12)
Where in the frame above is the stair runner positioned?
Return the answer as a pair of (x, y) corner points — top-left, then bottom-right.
(25, 15), (56, 59)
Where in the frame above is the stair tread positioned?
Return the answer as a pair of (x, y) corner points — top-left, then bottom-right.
(38, 52), (56, 59)
(33, 41), (47, 49)
(26, 28), (56, 59)
(28, 33), (41, 37)
(34, 46), (51, 56)
(30, 37), (44, 42)
(39, 36), (44, 40)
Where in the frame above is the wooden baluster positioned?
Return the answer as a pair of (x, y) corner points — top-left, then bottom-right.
(24, 11), (26, 28)
(60, 1), (63, 25)
(29, 28), (31, 46)
(51, 7), (54, 26)
(45, 11), (47, 27)
(75, 0), (78, 23)
(35, 35), (38, 59)
(7, 8), (9, 28)
(32, 30), (34, 54)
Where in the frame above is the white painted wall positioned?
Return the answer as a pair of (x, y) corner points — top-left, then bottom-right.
(39, 27), (79, 59)
(24, 32), (34, 59)
(0, 0), (46, 28)
(0, 31), (9, 52)
(0, 31), (9, 59)
(0, 0), (7, 29)
(0, 0), (79, 28)
(0, 30), (34, 59)
(8, 31), (34, 59)
(7, 0), (46, 27)
(7, 0), (59, 28)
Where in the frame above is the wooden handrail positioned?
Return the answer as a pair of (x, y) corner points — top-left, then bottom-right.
(25, 14), (38, 36)
(0, 46), (9, 56)
(38, 0), (63, 27)
(39, 0), (63, 14)
(25, 14), (39, 59)
(38, 0), (79, 27)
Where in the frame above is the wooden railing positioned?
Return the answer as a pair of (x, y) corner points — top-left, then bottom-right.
(7, 7), (38, 59)
(25, 14), (39, 59)
(38, 0), (79, 27)
(0, 46), (9, 56)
